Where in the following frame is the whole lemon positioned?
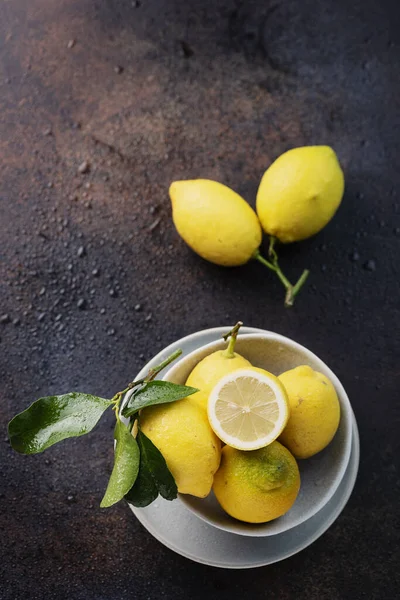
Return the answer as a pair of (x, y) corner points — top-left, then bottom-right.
(140, 399), (221, 497)
(256, 146), (344, 243)
(278, 365), (340, 459)
(213, 442), (300, 523)
(169, 179), (262, 266)
(187, 350), (251, 412)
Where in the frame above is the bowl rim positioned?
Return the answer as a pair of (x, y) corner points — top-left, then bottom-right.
(162, 329), (353, 536)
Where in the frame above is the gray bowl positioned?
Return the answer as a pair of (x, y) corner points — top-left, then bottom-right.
(162, 331), (353, 537)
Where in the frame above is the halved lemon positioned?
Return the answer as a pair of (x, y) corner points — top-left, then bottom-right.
(207, 368), (290, 450)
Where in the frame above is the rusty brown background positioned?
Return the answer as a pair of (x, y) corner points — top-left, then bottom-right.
(1, 0), (399, 598)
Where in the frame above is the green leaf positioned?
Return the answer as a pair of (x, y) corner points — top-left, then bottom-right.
(124, 429), (177, 507)
(8, 393), (113, 454)
(100, 420), (140, 508)
(124, 458), (158, 508)
(122, 381), (198, 418)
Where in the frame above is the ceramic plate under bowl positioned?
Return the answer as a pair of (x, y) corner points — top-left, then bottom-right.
(127, 327), (359, 567)
(163, 330), (353, 537)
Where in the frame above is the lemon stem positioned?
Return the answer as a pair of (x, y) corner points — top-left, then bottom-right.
(142, 349), (183, 383)
(253, 244), (309, 308)
(222, 321), (243, 358)
(253, 250), (291, 288)
(291, 269), (310, 299)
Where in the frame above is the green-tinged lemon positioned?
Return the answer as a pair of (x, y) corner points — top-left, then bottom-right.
(213, 442), (300, 523)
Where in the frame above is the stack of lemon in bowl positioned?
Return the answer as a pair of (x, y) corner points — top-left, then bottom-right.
(139, 325), (352, 535)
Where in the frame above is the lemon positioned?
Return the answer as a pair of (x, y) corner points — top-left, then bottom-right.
(169, 179), (262, 266)
(140, 399), (221, 497)
(278, 365), (340, 459)
(187, 351), (251, 412)
(213, 442), (300, 523)
(256, 146), (344, 243)
(207, 368), (290, 450)
(186, 322), (251, 412)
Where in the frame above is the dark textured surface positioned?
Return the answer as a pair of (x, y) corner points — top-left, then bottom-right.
(1, 0), (399, 598)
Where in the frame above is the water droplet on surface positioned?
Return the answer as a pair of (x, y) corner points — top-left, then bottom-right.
(364, 259), (376, 272)
(349, 251), (360, 262)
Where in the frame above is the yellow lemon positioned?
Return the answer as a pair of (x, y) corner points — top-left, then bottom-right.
(140, 399), (221, 497)
(208, 368), (289, 450)
(186, 351), (251, 412)
(213, 442), (300, 523)
(278, 365), (340, 459)
(169, 179), (262, 266)
(186, 322), (250, 412)
(256, 146), (344, 243)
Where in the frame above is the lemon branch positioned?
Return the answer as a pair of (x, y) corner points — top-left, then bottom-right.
(110, 349), (183, 417)
(291, 269), (310, 300)
(253, 239), (309, 307)
(222, 321), (243, 358)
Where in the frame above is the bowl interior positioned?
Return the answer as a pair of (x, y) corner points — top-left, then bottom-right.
(163, 331), (353, 537)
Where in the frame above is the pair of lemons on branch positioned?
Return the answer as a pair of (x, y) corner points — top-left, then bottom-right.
(169, 146), (344, 306)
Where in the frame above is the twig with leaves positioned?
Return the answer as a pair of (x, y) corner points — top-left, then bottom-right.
(8, 349), (198, 509)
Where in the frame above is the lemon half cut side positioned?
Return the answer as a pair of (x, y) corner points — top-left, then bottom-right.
(207, 368), (290, 451)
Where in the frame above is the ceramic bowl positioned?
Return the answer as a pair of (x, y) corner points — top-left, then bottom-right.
(162, 331), (353, 537)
